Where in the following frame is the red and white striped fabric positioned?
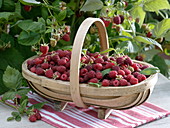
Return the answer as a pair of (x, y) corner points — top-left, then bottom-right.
(27, 92), (170, 128)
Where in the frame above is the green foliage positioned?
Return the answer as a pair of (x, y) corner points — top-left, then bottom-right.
(140, 67), (160, 75)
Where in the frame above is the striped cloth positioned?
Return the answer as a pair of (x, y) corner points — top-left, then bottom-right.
(27, 92), (170, 128)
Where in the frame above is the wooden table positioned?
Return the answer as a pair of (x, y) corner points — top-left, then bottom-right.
(0, 73), (169, 128)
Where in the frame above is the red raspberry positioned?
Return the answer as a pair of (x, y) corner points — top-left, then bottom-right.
(113, 16), (121, 24)
(24, 5), (32, 12)
(120, 79), (128, 86)
(93, 63), (103, 71)
(137, 74), (146, 82)
(58, 50), (68, 58)
(105, 62), (115, 69)
(112, 80), (120, 86)
(80, 68), (88, 76)
(35, 67), (44, 75)
(119, 15), (124, 24)
(125, 74), (134, 81)
(41, 63), (49, 69)
(52, 66), (58, 72)
(81, 56), (87, 63)
(116, 57), (124, 65)
(45, 55), (51, 62)
(123, 69), (131, 75)
(132, 63), (139, 71)
(96, 72), (103, 79)
(85, 65), (93, 71)
(146, 32), (152, 38)
(60, 74), (68, 81)
(79, 77), (84, 83)
(45, 69), (53, 78)
(112, 66), (120, 71)
(100, 17), (110, 27)
(53, 71), (61, 79)
(33, 109), (39, 113)
(102, 79), (110, 87)
(62, 34), (70, 42)
(109, 71), (117, 78)
(130, 77), (138, 85)
(118, 70), (125, 76)
(34, 58), (43, 65)
(56, 66), (66, 73)
(124, 57), (133, 66)
(30, 67), (36, 73)
(35, 112), (42, 120)
(58, 58), (67, 66)
(29, 114), (37, 122)
(83, 75), (89, 82)
(109, 57), (116, 61)
(135, 55), (144, 61)
(40, 44), (49, 55)
(141, 65), (149, 70)
(51, 54), (60, 63)
(133, 72), (140, 78)
(94, 57), (104, 63)
(102, 55), (109, 61)
(65, 61), (70, 69)
(87, 70), (96, 79)
(88, 78), (98, 83)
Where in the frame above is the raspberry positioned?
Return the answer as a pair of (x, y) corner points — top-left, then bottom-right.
(33, 109), (39, 113)
(123, 69), (131, 75)
(100, 17), (110, 27)
(35, 112), (42, 120)
(50, 61), (55, 65)
(118, 70), (125, 76)
(56, 66), (66, 73)
(45, 69), (53, 78)
(87, 70), (96, 79)
(133, 72), (140, 78)
(83, 75), (89, 82)
(85, 65), (93, 71)
(141, 65), (149, 70)
(65, 61), (70, 69)
(24, 5), (32, 12)
(102, 55), (108, 61)
(81, 56), (87, 63)
(62, 34), (70, 42)
(112, 80), (120, 86)
(125, 74), (134, 81)
(96, 72), (103, 79)
(45, 55), (51, 62)
(40, 44), (49, 55)
(29, 114), (37, 122)
(34, 58), (43, 65)
(113, 16), (121, 24)
(35, 67), (44, 75)
(79, 77), (84, 83)
(60, 74), (68, 81)
(146, 32), (152, 38)
(93, 63), (103, 71)
(119, 15), (124, 24)
(116, 57), (124, 65)
(109, 57), (116, 61)
(94, 57), (104, 63)
(51, 54), (60, 63)
(120, 79), (128, 86)
(53, 71), (61, 79)
(58, 58), (67, 66)
(58, 50), (68, 58)
(130, 77), (138, 85)
(137, 74), (146, 82)
(124, 57), (133, 66)
(41, 63), (49, 69)
(109, 71), (117, 78)
(135, 55), (144, 61)
(88, 78), (98, 83)
(105, 62), (115, 69)
(112, 66), (120, 71)
(102, 79), (110, 87)
(80, 68), (88, 76)
(132, 63), (139, 71)
(30, 67), (36, 73)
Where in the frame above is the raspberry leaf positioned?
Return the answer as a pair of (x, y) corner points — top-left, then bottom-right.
(15, 115), (21, 122)
(7, 117), (15, 121)
(19, 0), (41, 5)
(100, 48), (115, 54)
(2, 91), (16, 101)
(101, 68), (112, 76)
(140, 67), (160, 75)
(88, 82), (101, 88)
(28, 102), (46, 110)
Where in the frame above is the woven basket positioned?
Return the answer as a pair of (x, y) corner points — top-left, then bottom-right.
(22, 18), (158, 118)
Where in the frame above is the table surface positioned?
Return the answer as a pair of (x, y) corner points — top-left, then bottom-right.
(0, 73), (170, 128)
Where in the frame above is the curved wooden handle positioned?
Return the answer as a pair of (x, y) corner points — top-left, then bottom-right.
(70, 18), (109, 108)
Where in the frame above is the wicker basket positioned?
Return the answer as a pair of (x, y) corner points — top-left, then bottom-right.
(22, 18), (158, 119)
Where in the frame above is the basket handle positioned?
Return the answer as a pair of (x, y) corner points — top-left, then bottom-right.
(70, 18), (109, 108)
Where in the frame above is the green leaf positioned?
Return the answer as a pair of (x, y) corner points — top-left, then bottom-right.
(18, 31), (41, 46)
(80, 0), (103, 12)
(19, 0), (41, 5)
(109, 35), (132, 42)
(101, 68), (111, 76)
(153, 19), (170, 38)
(143, 49), (160, 61)
(0, 0), (2, 8)
(7, 117), (15, 121)
(140, 67), (160, 75)
(144, 0), (170, 12)
(56, 10), (67, 21)
(2, 0), (15, 11)
(165, 31), (170, 41)
(3, 66), (23, 89)
(100, 48), (115, 54)
(0, 12), (14, 20)
(0, 70), (9, 95)
(2, 91), (16, 101)
(15, 115), (21, 122)
(134, 36), (163, 50)
(17, 88), (31, 97)
(130, 5), (146, 26)
(28, 102), (46, 110)
(88, 82), (101, 88)
(11, 112), (19, 117)
(20, 99), (28, 109)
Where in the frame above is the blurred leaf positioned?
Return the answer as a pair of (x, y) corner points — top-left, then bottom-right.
(100, 48), (115, 54)
(134, 36), (162, 50)
(80, 0), (103, 12)
(153, 19), (170, 38)
(7, 117), (15, 121)
(144, 0), (170, 12)
(165, 31), (170, 41)
(3, 66), (23, 89)
(130, 5), (146, 26)
(0, 0), (2, 8)
(2, 91), (16, 101)
(109, 35), (132, 42)
(140, 67), (160, 75)
(17, 88), (31, 97)
(15, 115), (21, 122)
(28, 102), (46, 110)
(143, 49), (160, 61)
(20, 99), (28, 109)
(88, 82), (101, 88)
(18, 31), (41, 46)
(56, 10), (67, 21)
(2, 0), (15, 11)
(11, 112), (19, 117)
(101, 68), (111, 76)
(0, 12), (14, 20)
(19, 0), (41, 5)
(121, 31), (133, 38)
(0, 70), (9, 95)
